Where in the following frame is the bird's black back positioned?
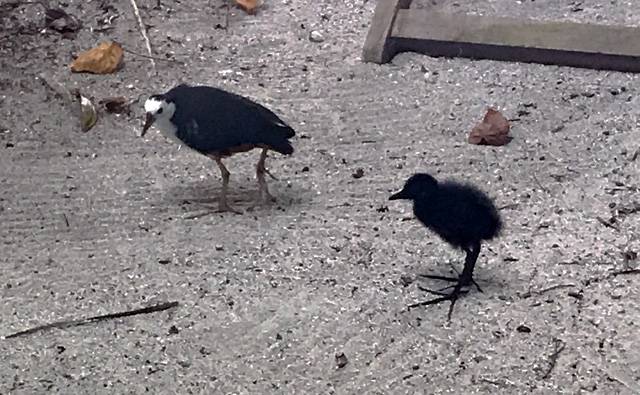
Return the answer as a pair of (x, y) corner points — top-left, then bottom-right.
(164, 84), (295, 155)
(413, 180), (502, 249)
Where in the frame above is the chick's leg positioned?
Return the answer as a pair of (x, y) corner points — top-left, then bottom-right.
(409, 242), (482, 321)
(420, 244), (483, 292)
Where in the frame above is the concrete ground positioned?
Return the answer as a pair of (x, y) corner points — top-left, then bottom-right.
(1, 0), (639, 393)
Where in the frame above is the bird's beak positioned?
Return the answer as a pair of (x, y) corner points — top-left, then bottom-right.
(141, 113), (155, 137)
(389, 189), (408, 200)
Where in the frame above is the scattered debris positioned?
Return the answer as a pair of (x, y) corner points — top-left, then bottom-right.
(468, 108), (512, 146)
(235, 0), (263, 14)
(596, 216), (620, 231)
(567, 291), (583, 299)
(99, 96), (130, 114)
(400, 275), (413, 287)
(335, 352), (349, 369)
(3, 301), (179, 339)
(309, 30), (325, 43)
(615, 201), (640, 217)
(540, 338), (566, 379)
(610, 268), (640, 277)
(74, 91), (98, 132)
(44, 6), (82, 35)
(129, 0), (156, 72)
(352, 168), (364, 179)
(376, 205), (389, 213)
(70, 41), (124, 74)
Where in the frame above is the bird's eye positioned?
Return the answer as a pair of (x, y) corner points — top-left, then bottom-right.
(157, 108), (163, 114)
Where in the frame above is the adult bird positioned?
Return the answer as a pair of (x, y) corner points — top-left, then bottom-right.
(389, 173), (502, 320)
(141, 84), (296, 213)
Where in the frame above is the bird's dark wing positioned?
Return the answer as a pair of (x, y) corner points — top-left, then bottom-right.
(166, 85), (295, 155)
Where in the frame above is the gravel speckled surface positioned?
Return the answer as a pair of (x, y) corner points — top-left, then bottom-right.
(1, 0), (639, 393)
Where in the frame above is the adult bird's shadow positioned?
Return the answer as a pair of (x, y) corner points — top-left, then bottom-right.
(162, 177), (313, 218)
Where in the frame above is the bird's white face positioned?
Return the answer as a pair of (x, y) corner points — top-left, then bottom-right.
(142, 97), (176, 136)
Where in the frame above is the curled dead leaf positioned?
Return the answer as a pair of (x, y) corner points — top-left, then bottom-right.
(70, 41), (124, 74)
(468, 108), (512, 146)
(235, 0), (263, 14)
(71, 91), (98, 132)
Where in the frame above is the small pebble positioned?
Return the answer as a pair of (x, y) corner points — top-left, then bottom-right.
(352, 168), (364, 179)
(335, 352), (348, 369)
(309, 30), (325, 43)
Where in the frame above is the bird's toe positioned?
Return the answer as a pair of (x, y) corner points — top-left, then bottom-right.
(217, 201), (243, 214)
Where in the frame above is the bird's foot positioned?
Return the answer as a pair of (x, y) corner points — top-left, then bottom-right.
(263, 167), (278, 181)
(248, 191), (276, 211)
(408, 284), (469, 321)
(261, 189), (277, 204)
(217, 200), (243, 214)
(419, 274), (483, 293)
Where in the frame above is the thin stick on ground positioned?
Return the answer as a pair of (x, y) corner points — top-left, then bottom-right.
(3, 301), (179, 339)
(129, 0), (156, 72)
(122, 47), (184, 65)
(541, 338), (566, 379)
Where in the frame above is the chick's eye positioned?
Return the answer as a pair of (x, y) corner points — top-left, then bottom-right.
(157, 108), (163, 114)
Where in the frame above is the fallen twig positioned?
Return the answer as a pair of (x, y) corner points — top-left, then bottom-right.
(3, 301), (178, 339)
(541, 338), (565, 379)
(536, 283), (576, 295)
(122, 47), (184, 65)
(610, 268), (640, 277)
(129, 0), (156, 72)
(596, 216), (620, 231)
(532, 173), (550, 194)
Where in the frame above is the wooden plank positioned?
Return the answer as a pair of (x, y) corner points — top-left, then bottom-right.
(361, 0), (412, 64)
(389, 10), (640, 72)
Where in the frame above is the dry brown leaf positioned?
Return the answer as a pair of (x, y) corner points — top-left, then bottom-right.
(468, 108), (512, 146)
(235, 0), (263, 14)
(70, 41), (124, 74)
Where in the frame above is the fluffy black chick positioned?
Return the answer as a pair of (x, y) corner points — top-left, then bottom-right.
(390, 173), (502, 319)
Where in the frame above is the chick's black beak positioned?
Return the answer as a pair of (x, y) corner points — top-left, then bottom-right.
(141, 113), (155, 137)
(389, 189), (408, 200)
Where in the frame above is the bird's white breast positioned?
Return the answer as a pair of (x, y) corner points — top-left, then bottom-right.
(154, 117), (183, 146)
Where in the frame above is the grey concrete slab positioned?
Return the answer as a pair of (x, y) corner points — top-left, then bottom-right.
(0, 0), (639, 394)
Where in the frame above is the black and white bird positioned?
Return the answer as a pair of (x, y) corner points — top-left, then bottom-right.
(389, 173), (502, 320)
(142, 84), (296, 213)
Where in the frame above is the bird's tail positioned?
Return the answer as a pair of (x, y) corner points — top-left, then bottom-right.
(267, 123), (295, 155)
(269, 139), (294, 155)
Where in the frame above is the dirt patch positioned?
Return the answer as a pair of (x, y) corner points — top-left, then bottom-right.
(1, 1), (639, 394)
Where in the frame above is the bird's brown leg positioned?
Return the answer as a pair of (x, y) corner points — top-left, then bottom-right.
(213, 156), (241, 214)
(256, 148), (276, 203)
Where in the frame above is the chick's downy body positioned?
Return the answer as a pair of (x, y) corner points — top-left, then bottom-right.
(412, 179), (502, 250)
(390, 173), (502, 320)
